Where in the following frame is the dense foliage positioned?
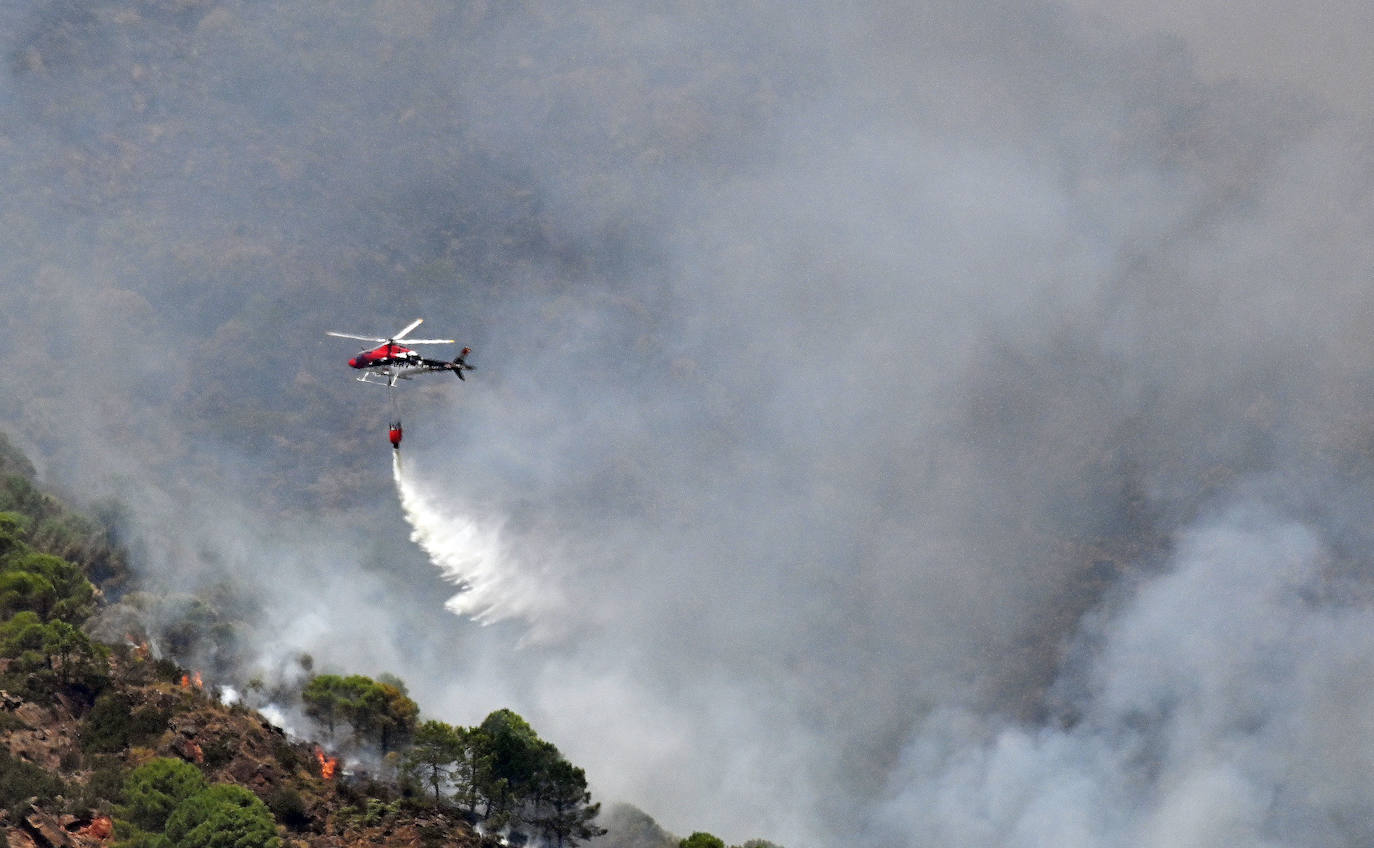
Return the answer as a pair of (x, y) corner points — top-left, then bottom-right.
(81, 690), (173, 754)
(302, 670), (607, 845)
(160, 784), (281, 848)
(301, 672), (420, 753)
(115, 758), (209, 845)
(115, 760), (279, 848)
(0, 491), (111, 703)
(389, 706), (606, 847)
(0, 433), (129, 589)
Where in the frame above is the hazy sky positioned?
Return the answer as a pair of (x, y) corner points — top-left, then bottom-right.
(4, 2), (1374, 846)
(1062, 0), (1374, 120)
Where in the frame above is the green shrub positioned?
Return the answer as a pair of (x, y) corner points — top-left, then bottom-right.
(266, 786), (309, 830)
(162, 784), (281, 848)
(116, 757), (209, 834)
(72, 756), (127, 814)
(0, 747), (66, 807)
(81, 692), (170, 753)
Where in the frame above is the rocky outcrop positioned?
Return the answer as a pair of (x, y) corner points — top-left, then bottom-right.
(1, 694), (80, 773)
(4, 806), (111, 848)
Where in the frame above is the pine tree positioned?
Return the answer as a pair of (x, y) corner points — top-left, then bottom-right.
(403, 719), (466, 805)
(161, 784), (281, 848)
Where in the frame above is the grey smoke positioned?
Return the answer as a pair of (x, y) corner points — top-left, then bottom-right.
(871, 506), (1374, 846)
(3, 1), (1374, 845)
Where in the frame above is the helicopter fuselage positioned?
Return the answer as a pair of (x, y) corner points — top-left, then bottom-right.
(348, 344), (422, 369)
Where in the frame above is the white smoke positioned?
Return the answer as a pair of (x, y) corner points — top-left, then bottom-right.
(392, 451), (566, 637)
(257, 703), (290, 734)
(6, 2), (1374, 844)
(870, 504), (1374, 848)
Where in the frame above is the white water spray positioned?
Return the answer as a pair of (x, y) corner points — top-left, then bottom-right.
(392, 451), (565, 633)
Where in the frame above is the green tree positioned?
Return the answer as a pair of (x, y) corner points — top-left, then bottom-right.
(464, 709), (603, 843)
(0, 611), (108, 694)
(161, 784), (281, 848)
(0, 550), (96, 624)
(0, 611), (56, 690)
(115, 758), (209, 842)
(680, 834), (726, 848)
(0, 610), (46, 656)
(403, 719), (465, 805)
(83, 691), (172, 754)
(0, 511), (28, 559)
(452, 725), (490, 817)
(0, 569), (55, 618)
(532, 758), (606, 848)
(6, 551), (94, 619)
(351, 678), (419, 754)
(475, 709), (554, 827)
(0, 473), (48, 520)
(41, 618), (109, 689)
(303, 672), (419, 754)
(301, 673), (354, 735)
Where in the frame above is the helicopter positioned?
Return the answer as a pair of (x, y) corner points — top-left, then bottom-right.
(327, 318), (473, 387)
(327, 319), (474, 449)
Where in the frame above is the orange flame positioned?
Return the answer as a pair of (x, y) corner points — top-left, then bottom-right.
(180, 671), (205, 689)
(315, 746), (338, 780)
(80, 816), (113, 839)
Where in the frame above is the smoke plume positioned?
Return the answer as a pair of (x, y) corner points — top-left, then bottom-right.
(870, 505), (1374, 847)
(3, 1), (1374, 845)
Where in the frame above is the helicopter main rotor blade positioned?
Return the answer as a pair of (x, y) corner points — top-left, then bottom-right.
(392, 338), (456, 345)
(327, 331), (387, 342)
(393, 318), (425, 340)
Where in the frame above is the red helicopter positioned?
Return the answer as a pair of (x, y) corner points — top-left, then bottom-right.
(327, 319), (474, 449)
(327, 318), (474, 386)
